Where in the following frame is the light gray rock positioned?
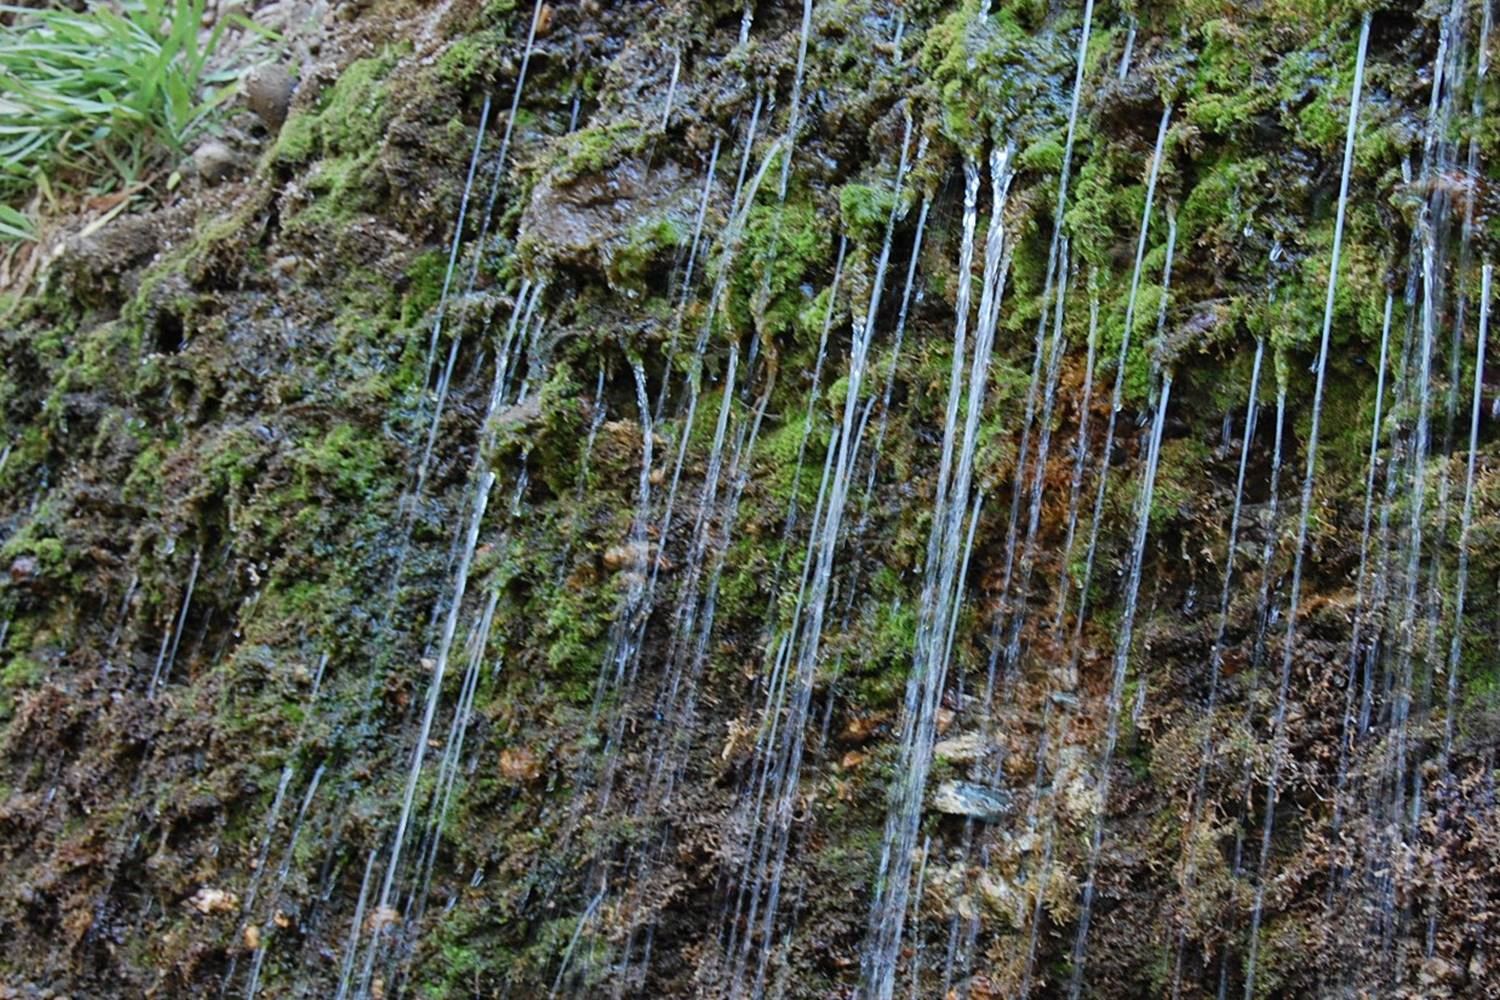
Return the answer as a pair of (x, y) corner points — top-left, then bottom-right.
(244, 63), (295, 132)
(931, 781), (1013, 823)
(932, 732), (988, 765)
(192, 139), (241, 184)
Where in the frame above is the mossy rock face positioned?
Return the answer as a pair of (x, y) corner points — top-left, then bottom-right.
(1, 0), (1497, 997)
(520, 155), (697, 285)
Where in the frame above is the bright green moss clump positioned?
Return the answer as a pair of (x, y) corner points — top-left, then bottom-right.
(553, 120), (648, 181)
(608, 216), (687, 292)
(726, 190), (831, 341)
(917, 1), (1071, 156)
(839, 183), (896, 243)
(277, 51), (402, 164)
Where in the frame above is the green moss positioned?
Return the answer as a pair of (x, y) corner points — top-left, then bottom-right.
(437, 28), (508, 86)
(1149, 436), (1210, 531)
(403, 249), (451, 321)
(529, 362), (591, 493)
(1178, 155), (1269, 264)
(839, 183), (895, 243)
(1017, 134), (1066, 176)
(276, 50), (403, 165)
(850, 597), (916, 706)
(123, 440), (172, 504)
(607, 216), (686, 292)
(716, 532), (773, 624)
(282, 140), (396, 237)
(0, 427), (46, 495)
(726, 189), (831, 341)
(0, 650), (42, 719)
(757, 414), (828, 512)
(0, 531), (66, 579)
(1, 655), (41, 691)
(1065, 145), (1147, 270)
(292, 423), (391, 506)
(539, 572), (618, 703)
(552, 120), (647, 182)
(1182, 18), (1277, 135)
(917, 1), (1071, 157)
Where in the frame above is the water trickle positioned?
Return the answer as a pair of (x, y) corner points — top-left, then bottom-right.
(403, 590), (500, 945)
(726, 112), (917, 997)
(244, 763), (325, 1000)
(862, 195), (931, 509)
(421, 93), (492, 382)
(1440, 263), (1491, 771)
(778, 0), (815, 201)
(1419, 262), (1490, 958)
(1015, 287), (1103, 997)
(860, 142), (1015, 1000)
(107, 572), (138, 652)
(334, 848), (380, 1000)
(1216, 379), (1289, 1000)
(350, 279), (546, 998)
(1067, 369), (1174, 999)
(1168, 337), (1265, 998)
(147, 547), (200, 700)
(1063, 99), (1176, 997)
(982, 0), (1094, 692)
(1119, 16), (1138, 80)
(1051, 286), (1100, 635)
(655, 138), (723, 421)
(1328, 293), (1395, 859)
(764, 235), (849, 608)
(660, 47), (681, 132)
(1000, 240), (1072, 672)
(1357, 8), (1465, 970)
(1242, 18), (1370, 996)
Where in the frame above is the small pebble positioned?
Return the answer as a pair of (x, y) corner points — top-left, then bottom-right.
(244, 63), (295, 132)
(193, 140), (240, 184)
(8, 555), (37, 584)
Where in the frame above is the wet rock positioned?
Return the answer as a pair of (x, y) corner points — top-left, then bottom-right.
(837, 714), (888, 745)
(8, 556), (38, 585)
(521, 156), (694, 278)
(975, 870), (1022, 919)
(1092, 68), (1171, 143)
(56, 206), (182, 302)
(487, 395), (543, 439)
(192, 140), (242, 185)
(498, 747), (542, 783)
(1048, 691), (1081, 710)
(933, 731), (989, 764)
(602, 541), (651, 571)
(244, 63), (295, 132)
(931, 781), (1013, 823)
(187, 886), (238, 915)
(364, 905), (400, 932)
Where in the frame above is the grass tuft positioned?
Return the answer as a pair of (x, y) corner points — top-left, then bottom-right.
(0, 0), (264, 239)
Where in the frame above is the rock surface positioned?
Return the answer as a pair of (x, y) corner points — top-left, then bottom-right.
(931, 781), (1014, 823)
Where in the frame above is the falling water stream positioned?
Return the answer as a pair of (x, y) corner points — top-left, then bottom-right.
(859, 144), (1015, 1000)
(9, 4), (1500, 999)
(1241, 17), (1370, 995)
(1062, 95), (1174, 996)
(1168, 337), (1264, 999)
